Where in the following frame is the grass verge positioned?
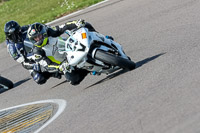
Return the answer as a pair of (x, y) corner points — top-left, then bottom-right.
(0, 0), (103, 43)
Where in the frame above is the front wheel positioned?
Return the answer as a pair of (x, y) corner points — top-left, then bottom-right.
(94, 50), (136, 70)
(0, 76), (14, 90)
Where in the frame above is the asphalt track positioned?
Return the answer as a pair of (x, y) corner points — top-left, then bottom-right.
(1, 0), (200, 132)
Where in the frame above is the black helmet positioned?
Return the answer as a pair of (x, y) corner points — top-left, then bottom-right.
(27, 23), (48, 47)
(4, 21), (21, 43)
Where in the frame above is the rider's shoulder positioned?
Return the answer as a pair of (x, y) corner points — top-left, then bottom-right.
(6, 40), (15, 45)
(21, 25), (30, 30)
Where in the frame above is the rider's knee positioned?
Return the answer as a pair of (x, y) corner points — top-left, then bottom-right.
(31, 71), (47, 85)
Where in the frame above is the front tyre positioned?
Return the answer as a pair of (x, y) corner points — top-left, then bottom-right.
(94, 50), (136, 70)
(0, 76), (14, 89)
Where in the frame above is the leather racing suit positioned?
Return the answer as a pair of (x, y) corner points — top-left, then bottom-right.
(6, 25), (61, 85)
(31, 20), (95, 85)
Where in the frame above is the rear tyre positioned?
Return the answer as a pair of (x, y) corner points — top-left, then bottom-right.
(94, 50), (136, 70)
(0, 76), (14, 89)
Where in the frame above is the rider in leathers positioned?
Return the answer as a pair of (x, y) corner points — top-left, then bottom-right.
(4, 20), (75, 84)
(27, 19), (97, 85)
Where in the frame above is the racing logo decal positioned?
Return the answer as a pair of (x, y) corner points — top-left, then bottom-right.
(77, 43), (86, 52)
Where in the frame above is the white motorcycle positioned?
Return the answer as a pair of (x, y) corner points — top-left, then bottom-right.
(25, 27), (135, 77)
(56, 27), (136, 75)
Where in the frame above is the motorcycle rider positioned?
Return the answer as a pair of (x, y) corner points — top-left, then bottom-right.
(27, 19), (95, 85)
(4, 20), (64, 85)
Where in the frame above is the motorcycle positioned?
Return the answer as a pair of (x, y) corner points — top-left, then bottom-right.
(57, 27), (135, 75)
(25, 27), (135, 77)
(0, 76), (14, 90)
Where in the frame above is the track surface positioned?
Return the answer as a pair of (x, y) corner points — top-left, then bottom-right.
(1, 0), (200, 132)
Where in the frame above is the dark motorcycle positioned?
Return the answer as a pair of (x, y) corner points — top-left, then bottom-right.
(0, 76), (14, 90)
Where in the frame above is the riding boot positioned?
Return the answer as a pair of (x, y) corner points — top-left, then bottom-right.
(65, 69), (88, 85)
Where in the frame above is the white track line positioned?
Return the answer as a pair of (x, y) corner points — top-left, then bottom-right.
(0, 99), (67, 133)
(46, 0), (109, 25)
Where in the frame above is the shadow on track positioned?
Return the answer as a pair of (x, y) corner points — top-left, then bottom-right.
(0, 77), (31, 94)
(0, 89), (8, 94)
(14, 78), (31, 88)
(85, 53), (166, 89)
(136, 53), (166, 68)
(85, 69), (129, 89)
(51, 80), (69, 89)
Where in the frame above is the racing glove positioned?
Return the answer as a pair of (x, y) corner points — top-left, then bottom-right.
(76, 19), (86, 28)
(59, 62), (71, 73)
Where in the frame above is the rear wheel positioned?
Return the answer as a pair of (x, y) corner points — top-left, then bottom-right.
(94, 50), (136, 70)
(0, 76), (14, 89)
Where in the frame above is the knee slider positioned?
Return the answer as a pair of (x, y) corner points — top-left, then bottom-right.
(31, 71), (47, 85)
